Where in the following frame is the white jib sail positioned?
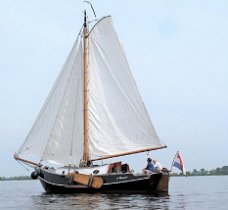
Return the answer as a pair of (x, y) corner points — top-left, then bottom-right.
(17, 35), (84, 166)
(88, 16), (165, 159)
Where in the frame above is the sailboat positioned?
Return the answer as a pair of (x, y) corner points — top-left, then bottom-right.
(14, 3), (169, 193)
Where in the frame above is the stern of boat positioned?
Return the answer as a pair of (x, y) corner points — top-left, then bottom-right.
(156, 168), (170, 192)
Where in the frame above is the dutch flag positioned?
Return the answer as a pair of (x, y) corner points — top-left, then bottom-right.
(172, 151), (186, 176)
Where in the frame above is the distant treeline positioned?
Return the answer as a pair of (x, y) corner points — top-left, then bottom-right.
(173, 166), (228, 176)
(0, 176), (31, 181)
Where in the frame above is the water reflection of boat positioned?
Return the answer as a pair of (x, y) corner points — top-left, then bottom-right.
(14, 2), (169, 193)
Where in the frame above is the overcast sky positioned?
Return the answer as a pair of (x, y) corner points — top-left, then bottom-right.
(1, 0), (228, 177)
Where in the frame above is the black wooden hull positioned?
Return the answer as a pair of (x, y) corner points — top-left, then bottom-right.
(38, 168), (169, 194)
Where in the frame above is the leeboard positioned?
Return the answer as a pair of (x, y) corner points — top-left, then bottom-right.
(68, 173), (103, 189)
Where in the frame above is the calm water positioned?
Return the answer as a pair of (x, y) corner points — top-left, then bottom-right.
(0, 176), (228, 209)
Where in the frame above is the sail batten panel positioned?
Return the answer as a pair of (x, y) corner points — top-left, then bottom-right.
(17, 36), (84, 166)
(88, 16), (165, 159)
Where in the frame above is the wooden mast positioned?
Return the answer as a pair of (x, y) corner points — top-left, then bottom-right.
(83, 9), (89, 162)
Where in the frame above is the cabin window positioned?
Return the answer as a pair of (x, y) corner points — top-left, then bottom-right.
(93, 170), (99, 174)
(121, 164), (129, 173)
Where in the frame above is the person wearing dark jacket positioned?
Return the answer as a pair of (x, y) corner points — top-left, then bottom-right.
(142, 158), (154, 174)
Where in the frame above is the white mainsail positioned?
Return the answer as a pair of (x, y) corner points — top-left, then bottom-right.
(88, 16), (164, 160)
(17, 16), (165, 166)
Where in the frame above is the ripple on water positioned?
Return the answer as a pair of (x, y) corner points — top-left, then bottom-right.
(1, 176), (228, 210)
